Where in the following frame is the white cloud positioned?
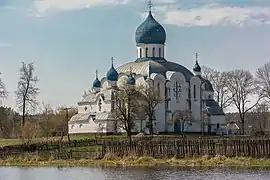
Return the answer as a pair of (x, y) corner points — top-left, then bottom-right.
(156, 5), (270, 27)
(32, 0), (132, 13)
(29, 0), (270, 27)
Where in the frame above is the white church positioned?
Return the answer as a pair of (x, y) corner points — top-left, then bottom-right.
(68, 4), (226, 134)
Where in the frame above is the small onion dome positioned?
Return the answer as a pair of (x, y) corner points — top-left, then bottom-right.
(135, 11), (166, 45)
(92, 78), (101, 88)
(106, 65), (118, 81)
(193, 60), (201, 72)
(127, 75), (136, 85)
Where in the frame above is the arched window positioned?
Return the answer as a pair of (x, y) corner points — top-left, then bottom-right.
(98, 99), (102, 112)
(139, 48), (142, 58)
(153, 47), (155, 57)
(193, 85), (196, 100)
(146, 48), (148, 57)
(111, 92), (115, 110)
(165, 87), (168, 98)
(159, 48), (161, 57)
(157, 83), (160, 96)
(174, 82), (181, 100)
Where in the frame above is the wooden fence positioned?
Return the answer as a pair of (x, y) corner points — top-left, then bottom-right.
(103, 139), (270, 158)
(0, 138), (103, 157)
(3, 138), (270, 159)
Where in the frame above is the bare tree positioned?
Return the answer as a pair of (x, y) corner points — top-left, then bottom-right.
(0, 106), (9, 137)
(0, 73), (8, 103)
(112, 85), (139, 143)
(172, 109), (190, 134)
(41, 102), (54, 140)
(256, 62), (270, 102)
(138, 85), (163, 135)
(201, 66), (232, 109)
(58, 106), (77, 142)
(15, 62), (39, 127)
(250, 102), (269, 135)
(227, 69), (262, 135)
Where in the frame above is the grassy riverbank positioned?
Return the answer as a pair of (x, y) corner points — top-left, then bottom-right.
(1, 155), (270, 167)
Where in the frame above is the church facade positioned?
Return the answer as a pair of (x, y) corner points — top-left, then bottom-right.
(68, 8), (226, 134)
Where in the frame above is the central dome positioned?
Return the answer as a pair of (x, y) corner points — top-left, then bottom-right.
(135, 11), (166, 45)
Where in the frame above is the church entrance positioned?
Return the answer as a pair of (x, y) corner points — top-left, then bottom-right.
(174, 122), (181, 133)
(174, 121), (184, 133)
(172, 110), (188, 134)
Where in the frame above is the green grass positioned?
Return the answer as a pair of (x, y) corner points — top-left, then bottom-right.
(0, 138), (23, 147)
(0, 134), (127, 147)
(0, 133), (259, 147)
(1, 154), (270, 167)
(68, 146), (102, 151)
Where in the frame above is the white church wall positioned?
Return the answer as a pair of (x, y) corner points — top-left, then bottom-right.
(150, 73), (166, 132)
(95, 96), (111, 113)
(187, 122), (201, 132)
(210, 115), (226, 126)
(166, 72), (189, 132)
(168, 72), (188, 111)
(69, 120), (99, 134)
(77, 105), (93, 113)
(190, 76), (202, 121)
(97, 102), (111, 113)
(104, 120), (116, 132)
(100, 77), (108, 88)
(165, 80), (172, 111)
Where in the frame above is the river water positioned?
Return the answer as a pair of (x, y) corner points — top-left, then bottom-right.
(0, 166), (270, 180)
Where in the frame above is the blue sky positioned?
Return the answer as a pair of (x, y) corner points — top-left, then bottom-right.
(0, 0), (270, 111)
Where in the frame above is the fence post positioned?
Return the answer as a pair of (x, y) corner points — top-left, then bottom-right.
(69, 149), (72, 159)
(57, 144), (61, 159)
(176, 140), (180, 158)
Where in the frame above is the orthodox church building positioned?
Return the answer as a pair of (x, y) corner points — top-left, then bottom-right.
(68, 5), (226, 134)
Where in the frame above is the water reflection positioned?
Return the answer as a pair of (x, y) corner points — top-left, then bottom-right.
(0, 166), (270, 180)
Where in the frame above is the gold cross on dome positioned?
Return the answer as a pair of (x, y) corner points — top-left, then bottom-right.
(111, 57), (114, 66)
(95, 70), (98, 79)
(129, 66), (133, 76)
(195, 52), (199, 62)
(148, 0), (153, 12)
